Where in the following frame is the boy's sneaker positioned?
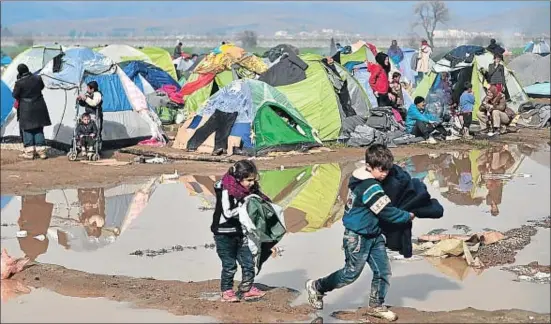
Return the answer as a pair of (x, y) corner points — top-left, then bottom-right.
(242, 286), (266, 300)
(365, 305), (398, 322)
(305, 279), (324, 310)
(221, 290), (239, 303)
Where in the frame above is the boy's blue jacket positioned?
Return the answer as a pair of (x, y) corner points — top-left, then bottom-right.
(459, 91), (475, 113)
(342, 169), (411, 236)
(405, 104), (439, 133)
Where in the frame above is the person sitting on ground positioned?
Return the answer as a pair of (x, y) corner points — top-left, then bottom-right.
(476, 85), (514, 136)
(77, 81), (103, 137)
(75, 112), (98, 158)
(368, 53), (392, 107)
(459, 81), (475, 139)
(405, 96), (447, 144)
(305, 144), (415, 322)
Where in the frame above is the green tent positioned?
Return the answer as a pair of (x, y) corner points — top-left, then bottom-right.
(139, 47), (178, 80)
(184, 70), (234, 113)
(276, 53), (371, 141)
(195, 79), (321, 154)
(413, 51), (528, 120)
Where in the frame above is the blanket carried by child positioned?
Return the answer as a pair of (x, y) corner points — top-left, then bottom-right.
(380, 164), (444, 258)
(238, 195), (286, 274)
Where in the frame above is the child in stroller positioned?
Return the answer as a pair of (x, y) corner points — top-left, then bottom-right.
(68, 113), (100, 161)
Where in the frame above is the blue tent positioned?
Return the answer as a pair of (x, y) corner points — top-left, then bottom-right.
(1, 55), (12, 66)
(1, 80), (15, 127)
(120, 61), (180, 93)
(0, 196), (13, 210)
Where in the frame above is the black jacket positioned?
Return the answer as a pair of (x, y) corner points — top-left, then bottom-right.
(211, 181), (244, 236)
(380, 165), (444, 257)
(485, 63), (506, 86)
(78, 91), (103, 117)
(76, 120), (98, 137)
(13, 73), (51, 131)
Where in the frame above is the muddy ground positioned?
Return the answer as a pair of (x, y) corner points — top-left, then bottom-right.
(1, 128), (549, 195)
(9, 263), (551, 323)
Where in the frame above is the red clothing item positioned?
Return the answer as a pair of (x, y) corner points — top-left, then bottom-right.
(14, 100), (19, 109)
(495, 83), (503, 94)
(367, 63), (389, 94)
(179, 73), (216, 96)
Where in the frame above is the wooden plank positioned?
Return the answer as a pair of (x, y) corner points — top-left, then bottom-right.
(119, 146), (238, 163)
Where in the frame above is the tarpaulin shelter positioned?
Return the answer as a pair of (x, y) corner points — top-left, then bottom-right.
(1, 48), (165, 148)
(414, 46), (528, 120)
(120, 60), (180, 95)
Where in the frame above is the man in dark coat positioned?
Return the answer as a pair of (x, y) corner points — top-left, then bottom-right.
(12, 64), (51, 159)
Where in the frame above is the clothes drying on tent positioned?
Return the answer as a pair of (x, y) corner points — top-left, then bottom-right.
(262, 44), (300, 63)
(175, 79), (321, 155)
(120, 61), (180, 94)
(258, 52), (308, 87)
(187, 110), (239, 152)
(1, 47), (166, 148)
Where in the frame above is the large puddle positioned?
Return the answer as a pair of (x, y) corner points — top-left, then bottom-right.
(1, 143), (550, 320)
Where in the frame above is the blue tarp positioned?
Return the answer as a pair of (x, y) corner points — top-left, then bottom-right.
(84, 74), (133, 112)
(0, 195), (13, 210)
(121, 61), (180, 91)
(40, 48), (114, 89)
(524, 82), (551, 97)
(1, 80), (14, 126)
(1, 55), (12, 66)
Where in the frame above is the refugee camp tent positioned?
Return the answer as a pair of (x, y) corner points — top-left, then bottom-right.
(98, 44), (152, 64)
(120, 60), (180, 95)
(181, 44), (268, 113)
(180, 79), (321, 155)
(524, 82), (551, 99)
(2, 44), (64, 89)
(259, 162), (355, 233)
(414, 45), (528, 121)
(138, 47), (178, 79)
(1, 48), (165, 148)
(0, 80), (14, 127)
(524, 40), (551, 56)
(274, 53), (371, 141)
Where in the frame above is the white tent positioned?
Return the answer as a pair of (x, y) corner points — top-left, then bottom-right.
(2, 44), (64, 89)
(1, 47), (165, 147)
(98, 44), (152, 64)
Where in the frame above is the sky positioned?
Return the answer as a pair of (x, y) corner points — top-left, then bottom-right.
(1, 1), (549, 35)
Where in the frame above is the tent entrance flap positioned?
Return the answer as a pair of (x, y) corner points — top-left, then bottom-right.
(253, 105), (314, 152)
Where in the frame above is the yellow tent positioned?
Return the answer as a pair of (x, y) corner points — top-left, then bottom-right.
(139, 47), (178, 80)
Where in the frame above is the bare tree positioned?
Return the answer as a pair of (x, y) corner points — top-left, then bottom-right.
(237, 30), (258, 49)
(412, 1), (450, 49)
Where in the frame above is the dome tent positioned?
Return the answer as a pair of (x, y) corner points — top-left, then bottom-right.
(185, 79), (321, 155)
(1, 48), (165, 148)
(98, 44), (152, 64)
(273, 53), (371, 142)
(524, 40), (551, 56)
(120, 60), (180, 95)
(2, 44), (64, 89)
(1, 80), (14, 127)
(138, 47), (178, 80)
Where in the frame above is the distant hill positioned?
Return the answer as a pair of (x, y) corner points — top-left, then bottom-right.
(1, 1), (549, 36)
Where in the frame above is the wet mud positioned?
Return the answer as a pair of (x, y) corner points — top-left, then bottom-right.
(331, 307), (551, 323)
(502, 262), (551, 284)
(129, 243), (216, 257)
(478, 217), (550, 268)
(11, 263), (312, 323)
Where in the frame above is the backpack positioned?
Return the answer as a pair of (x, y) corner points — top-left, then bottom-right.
(366, 107), (403, 132)
(156, 106), (176, 125)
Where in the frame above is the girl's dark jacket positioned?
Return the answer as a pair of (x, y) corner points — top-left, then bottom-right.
(12, 73), (51, 131)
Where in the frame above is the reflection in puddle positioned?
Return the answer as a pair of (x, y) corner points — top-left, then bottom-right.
(0, 143), (549, 314)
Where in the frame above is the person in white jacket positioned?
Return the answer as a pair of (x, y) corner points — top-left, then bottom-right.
(416, 40), (432, 83)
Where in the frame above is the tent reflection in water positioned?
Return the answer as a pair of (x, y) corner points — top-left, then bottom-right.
(259, 163), (356, 233)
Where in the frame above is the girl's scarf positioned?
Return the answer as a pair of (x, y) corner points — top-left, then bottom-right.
(221, 173), (271, 202)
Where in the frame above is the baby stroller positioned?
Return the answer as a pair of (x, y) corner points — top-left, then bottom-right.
(67, 105), (102, 162)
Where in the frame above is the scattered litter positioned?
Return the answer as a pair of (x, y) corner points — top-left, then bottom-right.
(130, 243), (216, 257)
(426, 228), (448, 235)
(33, 235), (46, 241)
(452, 224), (472, 234)
(502, 262), (551, 284)
(133, 155), (169, 164)
(280, 165), (285, 171)
(482, 173), (531, 180)
(15, 231), (27, 238)
(159, 170), (179, 183)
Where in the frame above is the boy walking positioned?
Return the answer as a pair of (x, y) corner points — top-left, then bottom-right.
(305, 144), (414, 321)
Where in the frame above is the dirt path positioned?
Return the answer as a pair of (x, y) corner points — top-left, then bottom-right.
(8, 263), (550, 323)
(1, 129), (548, 195)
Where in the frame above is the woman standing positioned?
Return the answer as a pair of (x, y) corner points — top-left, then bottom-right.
(368, 52), (392, 107)
(387, 40), (404, 67)
(12, 64), (51, 160)
(416, 40), (432, 82)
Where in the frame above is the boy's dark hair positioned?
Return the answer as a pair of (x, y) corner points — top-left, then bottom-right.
(464, 81), (472, 90)
(414, 96), (425, 105)
(392, 71), (401, 79)
(81, 112), (91, 119)
(365, 144), (394, 171)
(87, 81), (99, 92)
(229, 160), (258, 181)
